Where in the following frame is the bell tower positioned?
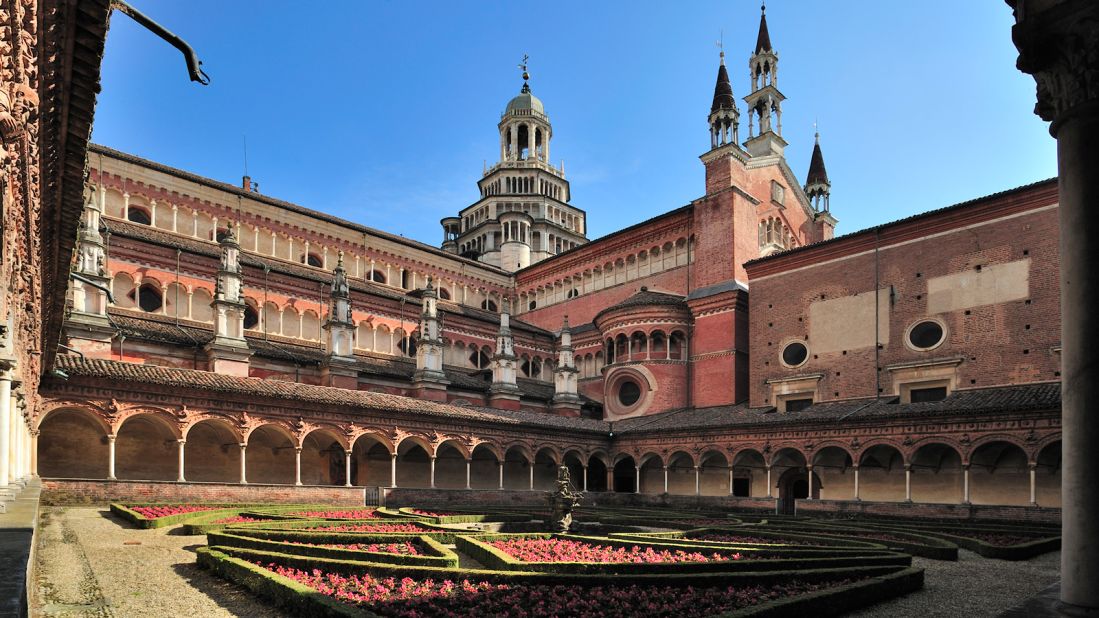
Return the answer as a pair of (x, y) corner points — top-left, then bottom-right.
(743, 3), (787, 158)
(442, 57), (588, 273)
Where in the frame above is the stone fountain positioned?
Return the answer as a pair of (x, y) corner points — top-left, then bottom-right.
(547, 465), (584, 533)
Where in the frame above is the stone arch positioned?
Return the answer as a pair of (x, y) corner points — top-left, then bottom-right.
(909, 442), (964, 504)
(502, 444), (533, 490)
(698, 450), (730, 496)
(350, 431), (392, 487)
(1035, 439), (1062, 507)
(434, 441), (468, 489)
(810, 446), (855, 500)
(612, 453), (637, 493)
(666, 450), (696, 495)
(183, 417), (241, 483)
(245, 423), (295, 485)
(965, 434), (1028, 464)
(115, 412), (180, 481)
(969, 440), (1030, 506)
(37, 407), (110, 479)
(396, 434), (433, 488)
(301, 427), (348, 486)
(469, 442), (501, 490)
(263, 301), (282, 334)
(638, 451), (664, 494)
(857, 443), (907, 502)
(731, 448), (766, 497)
(301, 310), (321, 341)
(191, 287), (214, 322)
(282, 305), (302, 338)
(533, 447), (559, 490)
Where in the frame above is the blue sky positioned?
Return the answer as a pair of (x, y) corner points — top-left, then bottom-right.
(91, 1), (1055, 244)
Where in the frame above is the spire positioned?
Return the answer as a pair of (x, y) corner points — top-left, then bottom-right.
(205, 221), (252, 376)
(710, 54), (735, 113)
(519, 53), (531, 94)
(552, 314), (580, 412)
(413, 276), (449, 389)
(491, 299), (519, 395)
(804, 129), (832, 212)
(755, 3), (772, 53)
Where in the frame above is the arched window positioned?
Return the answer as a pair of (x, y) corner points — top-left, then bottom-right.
(481, 299), (498, 312)
(132, 283), (162, 312)
(243, 303), (259, 329)
(306, 253), (323, 268)
(370, 270), (386, 284)
(469, 348), (490, 369)
(215, 227), (232, 243)
(127, 207), (151, 225)
(438, 287), (451, 300)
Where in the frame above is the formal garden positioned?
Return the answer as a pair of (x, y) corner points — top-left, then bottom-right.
(101, 499), (1062, 617)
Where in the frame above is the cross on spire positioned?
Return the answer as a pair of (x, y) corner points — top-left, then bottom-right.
(518, 54), (530, 92)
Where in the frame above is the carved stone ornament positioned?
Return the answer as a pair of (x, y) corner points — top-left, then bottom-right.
(1012, 2), (1099, 131)
(850, 437), (861, 450)
(175, 405), (189, 421)
(106, 398), (121, 417)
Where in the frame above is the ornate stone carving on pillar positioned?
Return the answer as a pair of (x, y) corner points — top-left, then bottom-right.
(1008, 1), (1099, 613)
(66, 194), (114, 352)
(203, 222), (253, 376)
(489, 299), (521, 410)
(321, 251), (359, 389)
(551, 315), (581, 416)
(412, 277), (450, 400)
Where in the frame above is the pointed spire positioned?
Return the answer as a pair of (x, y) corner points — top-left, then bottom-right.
(755, 2), (772, 53)
(711, 53), (735, 113)
(806, 130), (829, 186)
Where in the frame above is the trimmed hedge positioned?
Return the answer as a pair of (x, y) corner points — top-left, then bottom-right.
(454, 534), (910, 575)
(762, 522), (959, 561)
(207, 531), (459, 567)
(611, 528), (886, 551)
(198, 545), (923, 617)
(390, 507), (533, 525)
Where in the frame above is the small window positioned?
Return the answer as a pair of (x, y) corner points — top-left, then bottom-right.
(481, 299), (498, 312)
(243, 304), (259, 329)
(908, 320), (945, 350)
(306, 253), (323, 268)
(771, 181), (785, 205)
(127, 208), (151, 225)
(618, 380), (641, 406)
(529, 300), (537, 310)
(910, 386), (948, 403)
(369, 271), (386, 284)
(785, 398), (813, 412)
(438, 288), (451, 300)
(215, 228), (232, 243)
(781, 342), (808, 367)
(567, 288), (579, 299)
(133, 284), (162, 312)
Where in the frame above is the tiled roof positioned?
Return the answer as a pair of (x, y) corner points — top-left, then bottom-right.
(711, 61), (735, 113)
(52, 356), (610, 433)
(613, 383), (1060, 434)
(594, 288), (687, 322)
(806, 138), (829, 186)
(755, 8), (773, 53)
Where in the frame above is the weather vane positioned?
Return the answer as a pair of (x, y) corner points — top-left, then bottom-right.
(716, 29), (724, 60)
(519, 54), (530, 82)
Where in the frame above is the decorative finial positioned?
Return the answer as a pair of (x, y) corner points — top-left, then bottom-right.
(518, 54), (530, 92)
(814, 118), (820, 143)
(716, 30), (725, 65)
(761, 1), (766, 13)
(337, 249), (345, 267)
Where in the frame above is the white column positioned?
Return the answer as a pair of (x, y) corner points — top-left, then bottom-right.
(1029, 463), (1038, 506)
(663, 466), (669, 494)
(176, 440), (186, 482)
(430, 456), (437, 489)
(634, 465), (640, 494)
(0, 372), (9, 487)
(729, 467), (735, 495)
(465, 459), (471, 490)
(963, 464), (971, 504)
(695, 466), (701, 496)
(238, 444), (248, 484)
(766, 465), (772, 498)
(528, 464), (534, 491)
(806, 465), (814, 500)
(29, 429), (38, 477)
(345, 450), (353, 487)
(390, 453), (398, 488)
(853, 465), (861, 501)
(295, 447), (302, 486)
(498, 462), (504, 490)
(582, 465), (588, 492)
(107, 434), (117, 480)
(904, 464), (912, 502)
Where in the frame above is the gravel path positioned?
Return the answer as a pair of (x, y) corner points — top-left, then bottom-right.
(32, 507), (1060, 617)
(847, 549), (1060, 617)
(33, 507), (290, 618)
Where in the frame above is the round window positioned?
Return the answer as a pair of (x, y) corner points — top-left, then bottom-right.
(908, 320), (945, 350)
(618, 380), (641, 406)
(781, 342), (808, 367)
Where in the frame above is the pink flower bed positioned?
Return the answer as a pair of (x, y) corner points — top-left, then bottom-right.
(958, 532), (1038, 546)
(408, 509), (454, 517)
(488, 538), (742, 563)
(293, 541), (420, 555)
(214, 515), (262, 524)
(130, 505), (218, 519)
(258, 564), (852, 617)
(288, 509), (379, 519)
(692, 533), (824, 547)
(307, 522), (431, 533)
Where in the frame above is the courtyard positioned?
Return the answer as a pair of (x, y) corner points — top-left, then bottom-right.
(30, 504), (1060, 617)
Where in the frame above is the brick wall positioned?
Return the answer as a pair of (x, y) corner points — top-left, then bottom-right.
(795, 498), (1062, 525)
(747, 195), (1061, 407)
(40, 479), (366, 506)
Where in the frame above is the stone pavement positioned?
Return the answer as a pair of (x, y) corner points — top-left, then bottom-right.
(0, 479), (40, 618)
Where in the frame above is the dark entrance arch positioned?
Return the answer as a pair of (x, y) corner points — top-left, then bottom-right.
(586, 455), (608, 492)
(777, 467), (822, 515)
(613, 456), (636, 493)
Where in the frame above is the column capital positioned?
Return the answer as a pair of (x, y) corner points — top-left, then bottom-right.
(295, 446), (302, 453)
(177, 439), (186, 445)
(107, 434), (117, 442)
(1009, 0), (1099, 135)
